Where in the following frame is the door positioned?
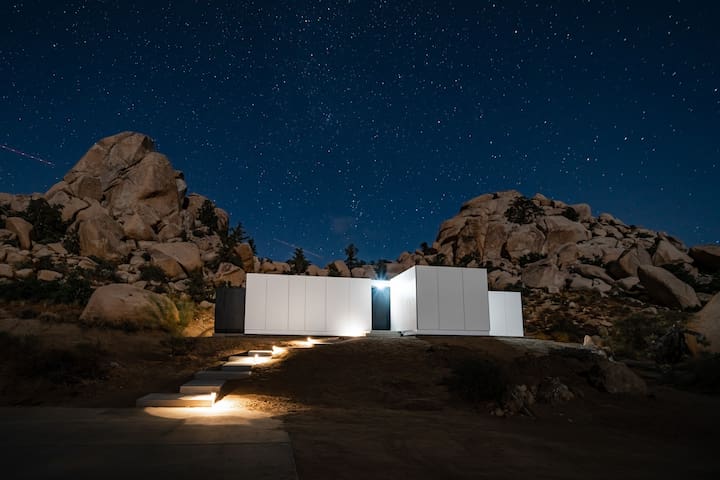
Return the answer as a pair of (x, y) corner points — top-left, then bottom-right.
(371, 286), (391, 330)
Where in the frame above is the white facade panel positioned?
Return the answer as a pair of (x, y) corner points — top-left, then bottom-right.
(488, 291), (524, 337)
(389, 267), (417, 332)
(462, 268), (490, 332)
(266, 276), (289, 331)
(344, 278), (373, 336)
(437, 268), (465, 330)
(244, 274), (267, 332)
(415, 267), (439, 330)
(325, 278), (348, 333)
(288, 276), (306, 331)
(304, 277), (327, 332)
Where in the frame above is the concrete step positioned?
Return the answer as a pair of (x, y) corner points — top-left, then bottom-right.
(179, 378), (226, 394)
(227, 355), (270, 365)
(221, 361), (254, 372)
(366, 330), (401, 337)
(136, 392), (215, 408)
(194, 370), (252, 380)
(247, 349), (273, 357)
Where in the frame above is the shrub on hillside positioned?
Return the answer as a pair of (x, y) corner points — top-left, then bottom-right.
(561, 207), (580, 222)
(505, 196), (543, 225)
(20, 198), (69, 243)
(139, 264), (168, 283)
(0, 269), (92, 305)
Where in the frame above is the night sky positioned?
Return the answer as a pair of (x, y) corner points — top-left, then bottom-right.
(1, 1), (718, 264)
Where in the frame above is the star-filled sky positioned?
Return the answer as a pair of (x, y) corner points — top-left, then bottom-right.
(1, 0), (719, 264)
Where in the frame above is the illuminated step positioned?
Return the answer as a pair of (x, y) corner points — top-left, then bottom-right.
(194, 370), (252, 380)
(136, 392), (215, 408)
(247, 349), (273, 357)
(227, 356), (271, 365)
(221, 361), (254, 372)
(179, 378), (226, 394)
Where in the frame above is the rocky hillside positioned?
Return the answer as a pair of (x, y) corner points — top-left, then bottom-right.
(1, 132), (718, 354)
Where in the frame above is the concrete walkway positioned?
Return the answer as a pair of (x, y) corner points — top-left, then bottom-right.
(0, 398), (297, 480)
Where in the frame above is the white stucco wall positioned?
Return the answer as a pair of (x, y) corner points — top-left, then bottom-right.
(411, 266), (491, 335)
(245, 273), (372, 336)
(488, 291), (524, 337)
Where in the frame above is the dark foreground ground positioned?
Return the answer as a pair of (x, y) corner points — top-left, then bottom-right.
(1, 311), (719, 479)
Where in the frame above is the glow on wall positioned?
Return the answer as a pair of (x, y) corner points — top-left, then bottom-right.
(245, 274), (372, 336)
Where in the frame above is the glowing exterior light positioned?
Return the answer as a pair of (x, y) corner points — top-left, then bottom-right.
(371, 280), (391, 290)
(272, 345), (287, 356)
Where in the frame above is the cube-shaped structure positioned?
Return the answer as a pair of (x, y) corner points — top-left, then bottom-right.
(240, 266), (523, 337)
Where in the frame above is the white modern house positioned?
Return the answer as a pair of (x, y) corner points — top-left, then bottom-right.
(232, 266), (523, 337)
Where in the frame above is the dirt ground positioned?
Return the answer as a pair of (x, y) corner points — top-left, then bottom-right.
(1, 304), (719, 478)
(231, 337), (720, 479)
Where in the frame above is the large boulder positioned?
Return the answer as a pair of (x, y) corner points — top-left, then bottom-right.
(214, 262), (246, 287)
(331, 260), (351, 277)
(521, 260), (567, 291)
(573, 264), (615, 285)
(651, 239), (692, 266)
(78, 213), (129, 261)
(122, 213), (156, 241)
(504, 224), (545, 260)
(149, 242), (202, 273)
(687, 292), (720, 353)
(689, 245), (720, 271)
(105, 152), (181, 219)
(4, 217), (33, 250)
(233, 242), (255, 272)
(538, 215), (591, 253)
(607, 247), (652, 279)
(637, 265), (701, 310)
(80, 284), (180, 331)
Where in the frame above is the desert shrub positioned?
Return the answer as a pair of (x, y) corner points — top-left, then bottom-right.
(505, 196), (543, 225)
(561, 207), (580, 222)
(62, 226), (80, 255)
(88, 256), (118, 282)
(173, 297), (197, 332)
(609, 311), (689, 361)
(518, 252), (547, 267)
(446, 358), (507, 403)
(139, 264), (168, 283)
(186, 269), (214, 302)
(216, 222), (251, 266)
(428, 253), (447, 266)
(20, 198), (69, 243)
(456, 252), (481, 267)
(0, 270), (92, 305)
(34, 255), (59, 272)
(197, 199), (219, 234)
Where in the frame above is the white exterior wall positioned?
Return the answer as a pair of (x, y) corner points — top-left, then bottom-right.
(488, 291), (524, 337)
(411, 266), (491, 336)
(389, 266), (417, 332)
(245, 273), (372, 336)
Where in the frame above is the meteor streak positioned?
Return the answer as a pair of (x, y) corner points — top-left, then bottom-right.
(273, 238), (323, 259)
(0, 144), (55, 167)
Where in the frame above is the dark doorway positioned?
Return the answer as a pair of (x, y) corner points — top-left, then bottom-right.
(215, 287), (246, 333)
(371, 286), (391, 330)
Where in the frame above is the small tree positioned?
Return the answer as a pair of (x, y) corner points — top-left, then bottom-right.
(21, 198), (68, 243)
(374, 260), (387, 279)
(216, 222), (250, 266)
(197, 199), (219, 234)
(288, 248), (309, 275)
(344, 243), (360, 269)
